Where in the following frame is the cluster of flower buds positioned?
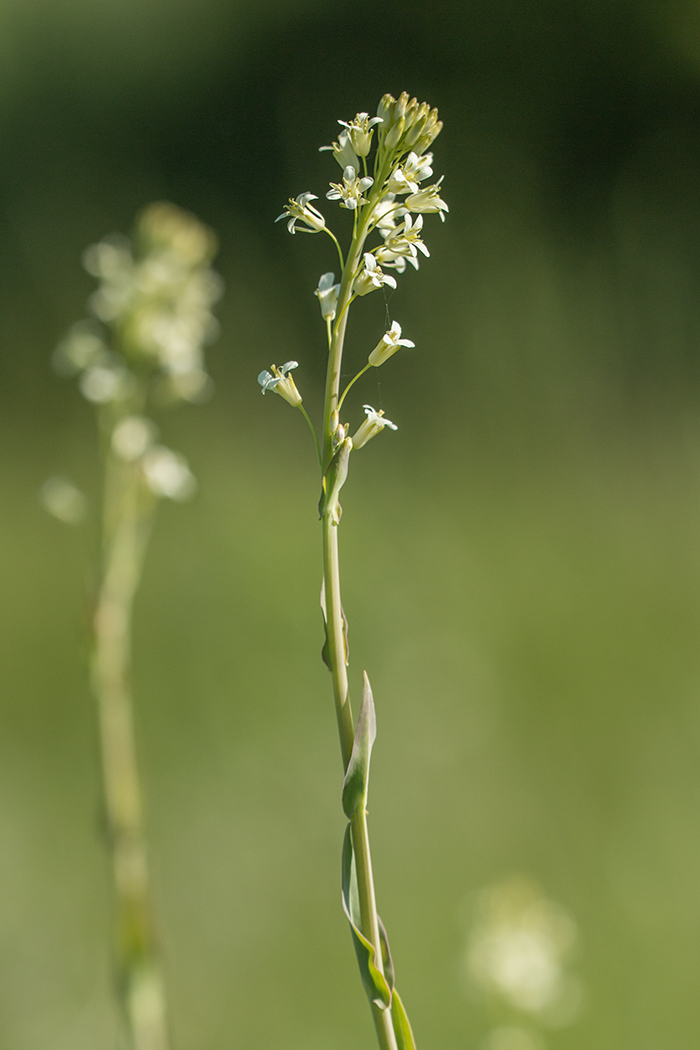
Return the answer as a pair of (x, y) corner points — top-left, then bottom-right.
(54, 202), (222, 405)
(376, 91), (443, 157)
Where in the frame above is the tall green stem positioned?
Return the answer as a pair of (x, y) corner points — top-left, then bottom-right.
(93, 445), (170, 1050)
(321, 210), (399, 1050)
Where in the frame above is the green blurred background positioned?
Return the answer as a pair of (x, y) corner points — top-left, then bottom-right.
(3, 0), (700, 1046)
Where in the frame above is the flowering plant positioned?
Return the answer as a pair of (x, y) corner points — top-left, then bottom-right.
(262, 92), (447, 1050)
(45, 202), (221, 1050)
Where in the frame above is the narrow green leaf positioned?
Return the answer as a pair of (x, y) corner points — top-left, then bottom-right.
(341, 672), (377, 818)
(341, 603), (350, 665)
(378, 916), (395, 993)
(341, 825), (392, 1009)
(318, 437), (352, 521)
(391, 989), (417, 1050)
(320, 580), (332, 670)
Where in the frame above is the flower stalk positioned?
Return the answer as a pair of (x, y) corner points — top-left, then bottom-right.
(264, 92), (447, 1049)
(93, 436), (167, 1050)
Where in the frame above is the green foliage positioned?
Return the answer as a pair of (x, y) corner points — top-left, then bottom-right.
(341, 672), (377, 819)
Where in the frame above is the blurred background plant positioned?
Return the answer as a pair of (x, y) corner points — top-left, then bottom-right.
(43, 202), (221, 1050)
(3, 1), (700, 1049)
(463, 876), (583, 1050)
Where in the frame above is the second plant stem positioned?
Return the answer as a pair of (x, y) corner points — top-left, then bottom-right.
(93, 440), (170, 1050)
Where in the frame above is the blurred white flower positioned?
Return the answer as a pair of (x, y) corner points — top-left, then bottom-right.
(40, 476), (88, 524)
(167, 368), (213, 403)
(78, 205), (220, 404)
(464, 877), (581, 1022)
(52, 322), (107, 375)
(79, 363), (134, 404)
(111, 416), (155, 461)
(141, 447), (196, 501)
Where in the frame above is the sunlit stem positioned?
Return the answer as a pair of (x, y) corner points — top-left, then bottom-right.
(338, 363), (371, 413)
(93, 423), (170, 1050)
(332, 293), (357, 344)
(325, 228), (345, 271)
(299, 403), (323, 470)
(321, 201), (399, 1050)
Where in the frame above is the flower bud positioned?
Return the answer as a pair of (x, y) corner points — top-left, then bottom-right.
(315, 272), (340, 320)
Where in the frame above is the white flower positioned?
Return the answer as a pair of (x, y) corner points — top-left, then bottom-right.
(111, 416), (155, 461)
(82, 236), (133, 283)
(40, 476), (88, 524)
(326, 166), (373, 211)
(376, 214), (430, 270)
(368, 321), (415, 367)
(387, 151), (434, 194)
(319, 129), (360, 171)
(141, 446), (196, 501)
(405, 177), (449, 221)
(257, 361), (302, 407)
(79, 363), (134, 403)
(353, 254), (397, 297)
(276, 193), (326, 234)
(52, 322), (108, 376)
(465, 878), (580, 1020)
(351, 405), (398, 449)
(337, 113), (383, 157)
(315, 272), (340, 320)
(369, 195), (407, 234)
(168, 368), (213, 403)
(373, 252), (409, 273)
